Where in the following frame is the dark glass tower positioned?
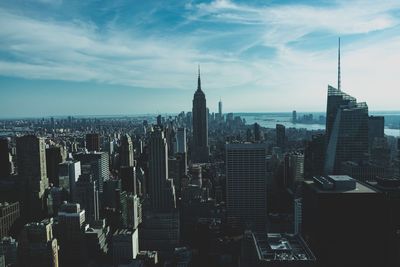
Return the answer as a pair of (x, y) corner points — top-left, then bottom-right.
(192, 67), (209, 163)
(324, 87), (369, 174)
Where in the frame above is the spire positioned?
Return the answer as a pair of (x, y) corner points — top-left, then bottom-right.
(197, 64), (202, 91)
(338, 37), (341, 91)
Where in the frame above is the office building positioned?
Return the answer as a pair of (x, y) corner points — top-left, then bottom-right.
(302, 175), (387, 267)
(139, 211), (180, 257)
(112, 229), (139, 266)
(84, 219), (109, 264)
(120, 166), (137, 194)
(176, 128), (187, 154)
(0, 138), (12, 178)
(241, 231), (316, 267)
(218, 99), (223, 119)
(74, 174), (99, 223)
(58, 160), (81, 199)
(0, 237), (18, 267)
(0, 202), (19, 239)
(324, 86), (369, 174)
(16, 135), (49, 220)
(226, 143), (267, 230)
(304, 134), (325, 179)
(148, 129), (176, 211)
(276, 124), (286, 149)
(18, 219), (59, 267)
(368, 116), (385, 148)
(74, 151), (109, 193)
(56, 202), (86, 266)
(120, 134), (134, 167)
(192, 67), (209, 163)
(86, 133), (100, 152)
(46, 146), (66, 186)
(292, 110), (297, 123)
(254, 123), (261, 141)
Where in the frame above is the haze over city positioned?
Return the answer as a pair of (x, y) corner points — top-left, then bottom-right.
(1, 0), (400, 117)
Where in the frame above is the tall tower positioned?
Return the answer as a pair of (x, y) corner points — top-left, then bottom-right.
(16, 135), (49, 220)
(120, 134), (134, 167)
(148, 128), (176, 210)
(192, 66), (209, 163)
(218, 99), (223, 118)
(226, 143), (267, 230)
(324, 39), (369, 174)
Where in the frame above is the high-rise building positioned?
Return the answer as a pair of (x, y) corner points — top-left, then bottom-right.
(148, 129), (176, 211)
(120, 134), (134, 167)
(368, 116), (385, 148)
(46, 146), (66, 186)
(74, 151), (109, 193)
(192, 67), (209, 163)
(18, 219), (59, 267)
(254, 123), (261, 142)
(85, 133), (100, 152)
(0, 237), (18, 267)
(226, 143), (267, 230)
(73, 174), (99, 223)
(0, 202), (20, 239)
(58, 160), (81, 199)
(304, 134), (325, 179)
(112, 229), (139, 266)
(276, 124), (286, 149)
(324, 86), (369, 174)
(0, 138), (12, 178)
(176, 128), (187, 154)
(16, 135), (49, 220)
(292, 110), (297, 123)
(218, 99), (223, 118)
(120, 166), (137, 194)
(302, 175), (386, 267)
(56, 202), (86, 266)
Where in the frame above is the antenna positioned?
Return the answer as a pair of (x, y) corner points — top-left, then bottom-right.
(338, 37), (341, 91)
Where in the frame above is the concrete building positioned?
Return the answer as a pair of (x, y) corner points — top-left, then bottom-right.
(58, 160), (81, 199)
(16, 135), (49, 220)
(302, 175), (387, 267)
(0, 237), (18, 267)
(18, 219), (59, 267)
(226, 143), (267, 230)
(192, 67), (209, 163)
(241, 232), (315, 267)
(112, 229), (139, 266)
(85, 133), (100, 152)
(0, 202), (19, 239)
(148, 129), (176, 211)
(74, 151), (109, 193)
(120, 134), (134, 167)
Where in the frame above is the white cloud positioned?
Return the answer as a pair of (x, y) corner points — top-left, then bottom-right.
(0, 1), (399, 112)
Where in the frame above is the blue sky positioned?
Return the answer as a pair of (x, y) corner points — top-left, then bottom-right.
(1, 0), (400, 117)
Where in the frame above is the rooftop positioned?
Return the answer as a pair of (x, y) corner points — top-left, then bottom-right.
(252, 232), (316, 262)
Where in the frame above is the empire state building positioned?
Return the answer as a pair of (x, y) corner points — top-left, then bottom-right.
(192, 67), (209, 163)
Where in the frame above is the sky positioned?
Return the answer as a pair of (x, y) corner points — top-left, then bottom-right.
(0, 0), (400, 117)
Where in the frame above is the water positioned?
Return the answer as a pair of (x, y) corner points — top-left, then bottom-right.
(239, 112), (400, 137)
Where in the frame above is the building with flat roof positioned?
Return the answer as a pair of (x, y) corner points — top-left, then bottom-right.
(0, 202), (19, 239)
(241, 231), (316, 267)
(302, 176), (387, 267)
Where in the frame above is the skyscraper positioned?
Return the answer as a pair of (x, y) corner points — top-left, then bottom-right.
(192, 67), (209, 163)
(0, 138), (12, 178)
(218, 99), (223, 118)
(18, 219), (59, 267)
(324, 86), (369, 174)
(46, 146), (66, 186)
(120, 134), (134, 167)
(276, 124), (286, 149)
(85, 133), (100, 152)
(176, 127), (187, 154)
(324, 39), (369, 174)
(226, 143), (267, 230)
(16, 135), (49, 220)
(74, 151), (109, 193)
(148, 128), (176, 210)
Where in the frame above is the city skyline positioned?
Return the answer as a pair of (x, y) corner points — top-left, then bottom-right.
(1, 0), (400, 116)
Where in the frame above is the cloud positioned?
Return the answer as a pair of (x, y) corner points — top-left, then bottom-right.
(0, 0), (399, 112)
